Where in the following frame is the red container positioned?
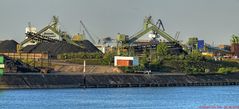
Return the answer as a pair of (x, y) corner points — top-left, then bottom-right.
(117, 60), (133, 67)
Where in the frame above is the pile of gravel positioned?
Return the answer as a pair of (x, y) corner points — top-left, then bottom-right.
(0, 40), (18, 53)
(22, 40), (100, 58)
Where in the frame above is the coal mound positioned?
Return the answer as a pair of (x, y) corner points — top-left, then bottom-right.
(2, 55), (40, 73)
(0, 40), (18, 53)
(76, 40), (100, 52)
(22, 40), (100, 58)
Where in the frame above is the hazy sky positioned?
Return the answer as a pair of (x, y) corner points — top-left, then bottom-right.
(0, 0), (239, 45)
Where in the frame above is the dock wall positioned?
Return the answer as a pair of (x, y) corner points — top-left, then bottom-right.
(1, 73), (239, 89)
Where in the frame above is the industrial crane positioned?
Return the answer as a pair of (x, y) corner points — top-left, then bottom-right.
(117, 16), (180, 45)
(80, 20), (100, 45)
(17, 16), (80, 53)
(116, 16), (185, 55)
(174, 32), (180, 40)
(153, 18), (165, 38)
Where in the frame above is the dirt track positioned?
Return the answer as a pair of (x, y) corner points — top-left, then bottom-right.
(50, 60), (122, 73)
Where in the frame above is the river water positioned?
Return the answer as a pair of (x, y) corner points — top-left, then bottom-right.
(0, 86), (239, 109)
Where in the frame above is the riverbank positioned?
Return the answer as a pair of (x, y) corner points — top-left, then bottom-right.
(1, 73), (239, 89)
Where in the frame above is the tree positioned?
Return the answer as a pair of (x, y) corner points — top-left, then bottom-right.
(139, 48), (149, 68)
(231, 34), (239, 44)
(156, 42), (169, 56)
(103, 52), (114, 65)
(189, 50), (203, 61)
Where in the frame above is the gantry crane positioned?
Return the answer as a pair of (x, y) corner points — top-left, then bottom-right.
(116, 16), (185, 55)
(17, 16), (80, 53)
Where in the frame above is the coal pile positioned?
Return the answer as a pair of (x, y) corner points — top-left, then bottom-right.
(0, 40), (18, 53)
(22, 40), (100, 58)
(76, 40), (100, 52)
(2, 55), (40, 73)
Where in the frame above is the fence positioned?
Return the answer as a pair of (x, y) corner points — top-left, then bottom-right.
(0, 53), (48, 60)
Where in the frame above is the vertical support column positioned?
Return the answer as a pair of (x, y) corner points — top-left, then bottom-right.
(26, 53), (28, 64)
(83, 60), (86, 73)
(41, 52), (43, 67)
(33, 53), (35, 67)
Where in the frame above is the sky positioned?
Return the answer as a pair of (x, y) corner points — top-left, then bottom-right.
(0, 0), (239, 45)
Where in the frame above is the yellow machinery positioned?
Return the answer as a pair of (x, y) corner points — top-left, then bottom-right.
(202, 52), (214, 57)
(72, 33), (85, 42)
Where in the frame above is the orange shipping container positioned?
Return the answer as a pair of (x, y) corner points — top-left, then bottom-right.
(117, 60), (133, 67)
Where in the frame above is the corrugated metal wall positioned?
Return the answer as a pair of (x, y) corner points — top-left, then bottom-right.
(116, 60), (133, 67)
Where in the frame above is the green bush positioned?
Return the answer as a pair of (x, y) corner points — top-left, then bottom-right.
(217, 67), (239, 74)
(217, 67), (232, 74)
(156, 42), (169, 56)
(102, 52), (115, 65)
(57, 52), (102, 60)
(188, 50), (205, 61)
(66, 59), (105, 65)
(119, 66), (145, 73)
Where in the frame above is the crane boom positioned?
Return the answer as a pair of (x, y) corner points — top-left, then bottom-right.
(128, 26), (154, 44)
(17, 16), (81, 52)
(175, 32), (180, 40)
(127, 16), (180, 46)
(80, 20), (96, 44)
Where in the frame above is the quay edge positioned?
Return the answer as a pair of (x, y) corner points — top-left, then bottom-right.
(1, 73), (239, 89)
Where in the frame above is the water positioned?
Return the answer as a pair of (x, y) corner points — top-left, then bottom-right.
(0, 86), (239, 109)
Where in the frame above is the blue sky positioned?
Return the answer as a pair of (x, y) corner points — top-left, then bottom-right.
(0, 0), (239, 45)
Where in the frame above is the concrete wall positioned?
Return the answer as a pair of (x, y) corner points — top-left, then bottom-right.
(1, 73), (239, 89)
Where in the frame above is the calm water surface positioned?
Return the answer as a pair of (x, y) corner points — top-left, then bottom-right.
(0, 86), (239, 109)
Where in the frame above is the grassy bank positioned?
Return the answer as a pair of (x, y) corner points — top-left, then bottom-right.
(119, 49), (239, 74)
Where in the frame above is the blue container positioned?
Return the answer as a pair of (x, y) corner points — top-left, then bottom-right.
(198, 40), (204, 49)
